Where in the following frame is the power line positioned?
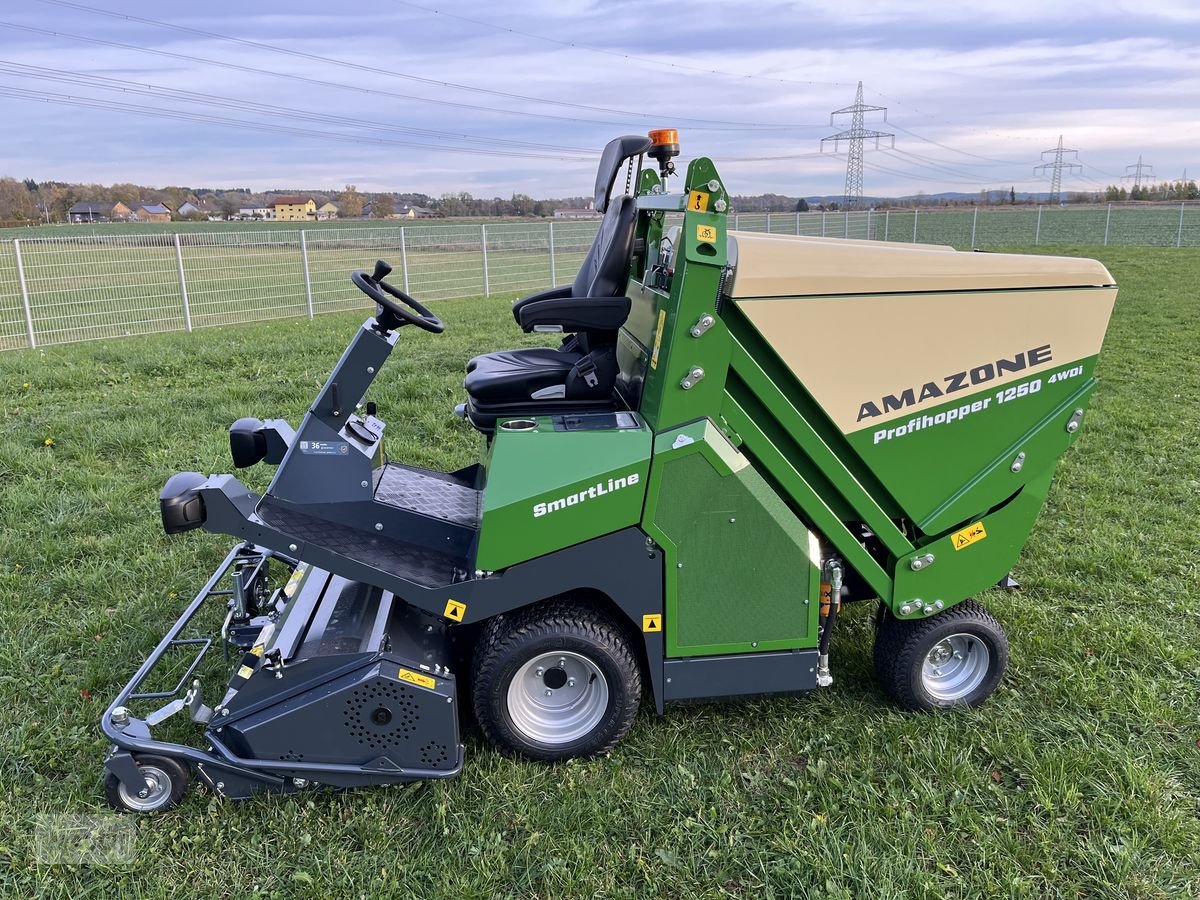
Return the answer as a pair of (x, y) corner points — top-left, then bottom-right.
(821, 81), (894, 209)
(0, 21), (650, 130)
(27, 0), (806, 131)
(0, 59), (598, 155)
(888, 123), (1024, 166)
(0, 85), (595, 161)
(390, 0), (854, 89)
(1033, 136), (1082, 204)
(883, 148), (1000, 181)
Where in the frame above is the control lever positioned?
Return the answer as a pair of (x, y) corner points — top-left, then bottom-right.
(372, 260), (393, 282)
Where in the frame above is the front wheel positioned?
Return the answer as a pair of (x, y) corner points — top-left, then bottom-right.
(472, 602), (642, 761)
(103, 754), (190, 814)
(874, 599), (1008, 711)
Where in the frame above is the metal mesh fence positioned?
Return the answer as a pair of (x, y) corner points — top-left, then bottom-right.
(1, 204), (1196, 351)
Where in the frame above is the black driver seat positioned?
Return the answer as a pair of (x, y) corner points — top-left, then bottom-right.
(461, 137), (650, 432)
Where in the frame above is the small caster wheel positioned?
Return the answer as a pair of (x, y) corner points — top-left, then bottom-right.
(874, 599), (1008, 711)
(104, 755), (190, 814)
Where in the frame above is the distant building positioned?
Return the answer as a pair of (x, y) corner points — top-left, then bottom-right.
(238, 206), (275, 220)
(317, 201), (339, 220)
(273, 196), (317, 222)
(67, 201), (131, 223)
(130, 203), (172, 223)
(397, 204), (435, 219)
(178, 200), (222, 220)
(553, 207), (600, 219)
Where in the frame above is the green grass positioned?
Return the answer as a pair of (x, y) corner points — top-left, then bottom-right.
(1, 246), (1198, 898)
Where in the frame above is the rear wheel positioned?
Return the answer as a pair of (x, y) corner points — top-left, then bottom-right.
(874, 600), (1008, 711)
(472, 602), (641, 761)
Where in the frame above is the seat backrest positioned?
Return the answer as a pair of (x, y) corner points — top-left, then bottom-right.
(572, 195), (638, 299)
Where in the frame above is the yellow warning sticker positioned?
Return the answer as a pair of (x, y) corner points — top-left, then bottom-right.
(650, 309), (667, 370)
(951, 521), (987, 551)
(249, 644), (264, 657)
(398, 668), (436, 689)
(687, 190), (710, 212)
(443, 598), (467, 622)
(696, 224), (718, 243)
(236, 665), (254, 680)
(642, 614), (662, 633)
(283, 563), (308, 598)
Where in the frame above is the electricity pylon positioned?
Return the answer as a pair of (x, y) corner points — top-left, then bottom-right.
(1034, 136), (1082, 204)
(821, 81), (894, 209)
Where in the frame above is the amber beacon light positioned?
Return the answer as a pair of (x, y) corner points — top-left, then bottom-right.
(647, 128), (680, 178)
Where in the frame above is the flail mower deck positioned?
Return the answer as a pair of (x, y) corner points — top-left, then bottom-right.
(101, 131), (1117, 811)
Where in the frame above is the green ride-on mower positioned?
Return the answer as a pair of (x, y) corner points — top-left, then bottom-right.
(101, 130), (1117, 812)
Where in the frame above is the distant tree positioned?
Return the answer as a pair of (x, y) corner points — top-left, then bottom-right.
(0, 177), (35, 220)
(1009, 186), (1016, 205)
(796, 198), (809, 212)
(218, 196), (238, 219)
(373, 195), (395, 218)
(339, 184), (364, 218)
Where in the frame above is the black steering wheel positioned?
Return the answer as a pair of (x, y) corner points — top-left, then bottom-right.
(351, 260), (445, 334)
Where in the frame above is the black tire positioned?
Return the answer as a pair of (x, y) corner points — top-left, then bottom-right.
(873, 599), (1008, 711)
(103, 754), (190, 814)
(472, 601), (642, 762)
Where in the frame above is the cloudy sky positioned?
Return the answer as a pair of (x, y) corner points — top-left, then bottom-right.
(1, 0), (1197, 199)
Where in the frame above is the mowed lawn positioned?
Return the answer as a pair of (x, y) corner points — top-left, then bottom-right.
(0, 246), (1197, 898)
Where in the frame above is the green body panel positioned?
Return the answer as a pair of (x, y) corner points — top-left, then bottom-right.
(468, 150), (1111, 633)
(893, 468), (1055, 611)
(635, 157), (732, 433)
(475, 417), (652, 571)
(846, 359), (1098, 534)
(642, 420), (820, 657)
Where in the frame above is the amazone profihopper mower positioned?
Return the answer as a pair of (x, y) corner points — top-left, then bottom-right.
(101, 131), (1117, 811)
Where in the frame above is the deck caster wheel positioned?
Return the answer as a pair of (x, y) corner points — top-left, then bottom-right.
(103, 755), (190, 814)
(873, 599), (1008, 711)
(472, 602), (641, 761)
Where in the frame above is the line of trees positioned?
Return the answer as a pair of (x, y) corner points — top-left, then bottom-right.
(1104, 181), (1199, 202)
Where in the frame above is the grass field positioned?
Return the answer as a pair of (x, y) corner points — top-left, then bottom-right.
(0, 246), (1197, 897)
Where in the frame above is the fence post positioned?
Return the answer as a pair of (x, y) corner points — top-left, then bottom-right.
(399, 227), (410, 293)
(843, 212), (849, 238)
(734, 214), (740, 230)
(1035, 206), (1042, 245)
(1177, 203), (1186, 248)
(912, 208), (919, 243)
(13, 239), (35, 349)
(821, 211), (826, 237)
(548, 221), (557, 284)
(1103, 204), (1112, 246)
(866, 208), (873, 240)
(884, 209), (890, 241)
(796, 212), (801, 234)
(173, 233), (192, 332)
(970, 207), (978, 247)
(299, 231), (314, 319)
(480, 224), (490, 297)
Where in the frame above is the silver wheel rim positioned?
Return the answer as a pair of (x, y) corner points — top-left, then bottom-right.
(506, 651), (610, 746)
(922, 633), (991, 701)
(117, 764), (173, 812)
